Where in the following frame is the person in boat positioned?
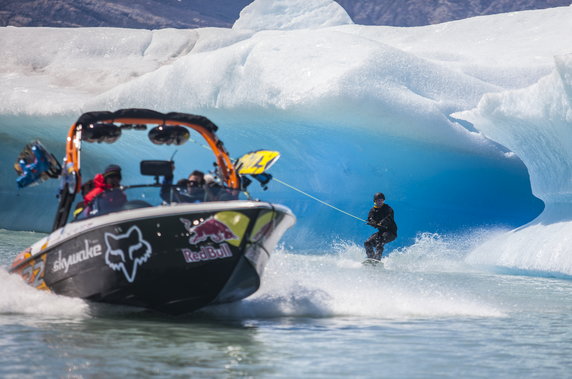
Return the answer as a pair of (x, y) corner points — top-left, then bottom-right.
(364, 192), (397, 260)
(204, 174), (237, 201)
(161, 169), (206, 203)
(72, 179), (95, 219)
(82, 164), (127, 217)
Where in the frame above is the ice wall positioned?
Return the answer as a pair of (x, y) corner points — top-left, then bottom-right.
(0, 27), (200, 114)
(1, 1), (571, 259)
(457, 54), (572, 274)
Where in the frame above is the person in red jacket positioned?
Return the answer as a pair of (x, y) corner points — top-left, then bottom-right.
(83, 164), (127, 217)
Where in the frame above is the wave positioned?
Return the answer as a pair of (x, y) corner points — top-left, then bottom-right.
(201, 236), (506, 319)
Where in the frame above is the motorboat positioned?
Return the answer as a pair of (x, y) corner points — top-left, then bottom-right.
(9, 109), (295, 314)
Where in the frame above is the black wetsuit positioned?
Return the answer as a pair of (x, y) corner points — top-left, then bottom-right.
(364, 203), (397, 260)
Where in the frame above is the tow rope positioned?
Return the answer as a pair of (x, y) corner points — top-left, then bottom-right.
(186, 136), (367, 223)
(273, 178), (367, 223)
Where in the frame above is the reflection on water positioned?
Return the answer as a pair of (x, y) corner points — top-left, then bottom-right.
(0, 311), (269, 377)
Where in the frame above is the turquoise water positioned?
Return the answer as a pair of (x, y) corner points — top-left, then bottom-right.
(1, 230), (571, 378)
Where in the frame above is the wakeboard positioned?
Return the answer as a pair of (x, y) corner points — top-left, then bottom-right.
(235, 150), (280, 175)
(14, 140), (61, 188)
(362, 258), (384, 268)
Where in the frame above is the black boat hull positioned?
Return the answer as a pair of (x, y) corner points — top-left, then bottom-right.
(10, 201), (295, 314)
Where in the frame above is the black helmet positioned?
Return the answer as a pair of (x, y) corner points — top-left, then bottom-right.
(373, 192), (385, 201)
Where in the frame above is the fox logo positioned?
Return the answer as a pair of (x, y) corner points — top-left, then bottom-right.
(181, 217), (238, 245)
(104, 225), (152, 283)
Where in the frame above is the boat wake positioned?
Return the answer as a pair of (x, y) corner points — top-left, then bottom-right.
(200, 231), (508, 320)
(0, 269), (88, 317)
(1, 228), (545, 321)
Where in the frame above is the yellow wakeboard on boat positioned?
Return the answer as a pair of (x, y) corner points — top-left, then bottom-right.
(236, 150), (280, 175)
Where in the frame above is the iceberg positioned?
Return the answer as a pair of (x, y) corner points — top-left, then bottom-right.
(1, 0), (571, 274)
(456, 54), (572, 273)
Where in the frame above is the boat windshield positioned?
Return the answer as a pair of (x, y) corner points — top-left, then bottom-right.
(70, 176), (246, 222)
(68, 124), (244, 223)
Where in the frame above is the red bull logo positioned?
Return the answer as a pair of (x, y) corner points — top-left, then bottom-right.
(181, 244), (233, 263)
(180, 217), (238, 245)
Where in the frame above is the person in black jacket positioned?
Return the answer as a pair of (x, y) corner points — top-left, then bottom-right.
(364, 192), (397, 260)
(160, 170), (206, 204)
